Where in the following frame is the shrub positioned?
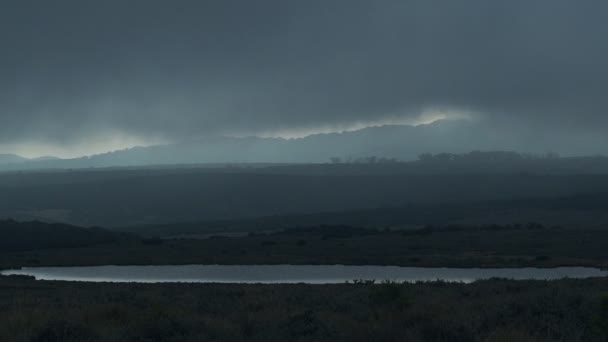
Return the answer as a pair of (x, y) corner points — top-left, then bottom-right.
(369, 281), (410, 310)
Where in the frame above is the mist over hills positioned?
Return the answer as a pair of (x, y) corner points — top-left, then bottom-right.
(0, 154), (28, 165)
(2, 119), (608, 171)
(0, 154), (59, 166)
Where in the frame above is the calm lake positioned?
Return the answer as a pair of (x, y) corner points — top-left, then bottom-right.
(2, 265), (607, 284)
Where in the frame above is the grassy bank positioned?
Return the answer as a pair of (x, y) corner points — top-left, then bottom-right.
(3, 224), (608, 270)
(1, 276), (608, 341)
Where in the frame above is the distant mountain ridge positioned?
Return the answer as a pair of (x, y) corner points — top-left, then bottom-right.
(0, 154), (29, 165)
(0, 154), (59, 166)
(2, 119), (608, 170)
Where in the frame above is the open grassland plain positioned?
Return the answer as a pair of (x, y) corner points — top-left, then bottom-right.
(2, 276), (608, 341)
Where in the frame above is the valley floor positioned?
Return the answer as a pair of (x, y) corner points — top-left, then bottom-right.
(3, 223), (608, 341)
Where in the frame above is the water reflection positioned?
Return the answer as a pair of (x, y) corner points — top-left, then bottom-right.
(2, 265), (607, 284)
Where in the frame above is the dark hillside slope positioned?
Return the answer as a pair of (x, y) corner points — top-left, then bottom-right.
(0, 220), (126, 252)
(3, 172), (608, 226)
(119, 192), (608, 237)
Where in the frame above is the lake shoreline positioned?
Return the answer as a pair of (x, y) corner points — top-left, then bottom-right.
(3, 264), (606, 284)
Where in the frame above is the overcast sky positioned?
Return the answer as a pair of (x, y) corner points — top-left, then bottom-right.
(1, 1), (607, 157)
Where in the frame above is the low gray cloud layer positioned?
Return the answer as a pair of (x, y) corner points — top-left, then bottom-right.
(1, 0), (607, 155)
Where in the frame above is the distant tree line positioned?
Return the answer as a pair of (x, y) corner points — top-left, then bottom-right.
(416, 151), (561, 163)
(328, 151), (571, 165)
(329, 156), (400, 164)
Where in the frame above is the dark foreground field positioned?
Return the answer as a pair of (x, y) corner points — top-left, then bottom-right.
(1, 276), (608, 342)
(3, 221), (608, 341)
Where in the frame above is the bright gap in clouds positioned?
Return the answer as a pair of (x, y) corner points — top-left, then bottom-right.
(1, 133), (168, 159)
(252, 109), (474, 139)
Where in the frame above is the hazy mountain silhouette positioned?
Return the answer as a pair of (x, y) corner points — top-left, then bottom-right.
(2, 119), (608, 171)
(0, 154), (60, 166)
(30, 156), (61, 162)
(0, 154), (28, 165)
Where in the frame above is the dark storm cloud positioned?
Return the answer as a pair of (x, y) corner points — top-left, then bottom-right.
(1, 0), (607, 146)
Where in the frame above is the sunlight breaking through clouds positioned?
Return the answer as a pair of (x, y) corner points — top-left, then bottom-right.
(250, 109), (475, 139)
(0, 132), (168, 159)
